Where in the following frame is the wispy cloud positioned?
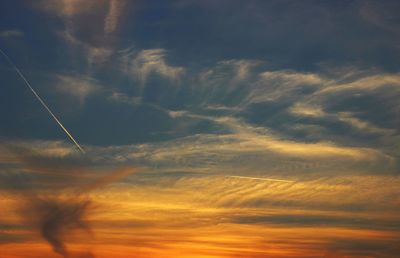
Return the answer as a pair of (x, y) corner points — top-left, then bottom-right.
(104, 0), (127, 34)
(40, 112), (391, 175)
(55, 74), (101, 106)
(289, 102), (326, 118)
(228, 175), (295, 183)
(35, 0), (118, 67)
(34, 0), (98, 17)
(61, 30), (113, 67)
(218, 59), (261, 84)
(122, 48), (185, 84)
(243, 70), (327, 104)
(0, 29), (23, 38)
(317, 73), (400, 95)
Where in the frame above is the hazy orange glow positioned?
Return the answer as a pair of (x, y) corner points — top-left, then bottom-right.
(2, 175), (400, 257)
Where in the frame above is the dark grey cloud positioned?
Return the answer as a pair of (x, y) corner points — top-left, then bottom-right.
(326, 238), (400, 258)
(232, 214), (400, 231)
(0, 142), (140, 257)
(25, 197), (92, 258)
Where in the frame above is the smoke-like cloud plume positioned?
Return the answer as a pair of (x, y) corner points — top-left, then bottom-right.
(3, 143), (140, 257)
(25, 197), (92, 258)
(20, 168), (138, 257)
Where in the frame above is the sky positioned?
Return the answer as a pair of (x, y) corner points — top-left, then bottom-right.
(0, 0), (400, 257)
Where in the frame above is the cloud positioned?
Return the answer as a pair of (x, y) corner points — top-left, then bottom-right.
(218, 59), (261, 84)
(107, 92), (142, 105)
(289, 103), (395, 136)
(25, 197), (92, 258)
(57, 174), (400, 257)
(243, 70), (327, 104)
(335, 112), (396, 136)
(171, 62), (326, 110)
(4, 2), (400, 256)
(289, 102), (326, 118)
(292, 72), (400, 136)
(1, 138), (400, 257)
(123, 48), (185, 84)
(61, 30), (113, 67)
(104, 0), (127, 34)
(317, 73), (400, 95)
(55, 74), (101, 105)
(58, 112), (393, 175)
(2, 146), (91, 256)
(38, 0), (128, 35)
(1, 141), (140, 257)
(186, 66), (329, 110)
(211, 116), (392, 161)
(80, 166), (140, 193)
(34, 0), (118, 67)
(34, 0), (99, 17)
(3, 47), (398, 162)
(0, 30), (23, 38)
(169, 174), (400, 213)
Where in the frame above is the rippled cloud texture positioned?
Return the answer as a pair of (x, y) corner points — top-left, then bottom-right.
(1, 1), (400, 257)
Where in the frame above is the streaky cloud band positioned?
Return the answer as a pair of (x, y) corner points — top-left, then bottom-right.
(228, 175), (295, 183)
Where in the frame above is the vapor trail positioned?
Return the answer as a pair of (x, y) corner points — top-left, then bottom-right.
(228, 176), (295, 183)
(0, 48), (85, 153)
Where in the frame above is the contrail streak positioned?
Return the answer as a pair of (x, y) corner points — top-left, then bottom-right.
(0, 48), (85, 153)
(228, 176), (295, 183)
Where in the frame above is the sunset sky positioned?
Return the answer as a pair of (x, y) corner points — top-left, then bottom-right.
(1, 1), (400, 257)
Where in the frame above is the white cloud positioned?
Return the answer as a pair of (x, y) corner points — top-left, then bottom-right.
(87, 46), (113, 66)
(123, 49), (185, 84)
(219, 59), (261, 84)
(289, 103), (326, 118)
(107, 92), (141, 105)
(211, 116), (391, 161)
(75, 112), (394, 174)
(259, 70), (325, 86)
(55, 75), (101, 105)
(194, 59), (261, 103)
(289, 103), (396, 136)
(317, 73), (400, 95)
(243, 70), (328, 105)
